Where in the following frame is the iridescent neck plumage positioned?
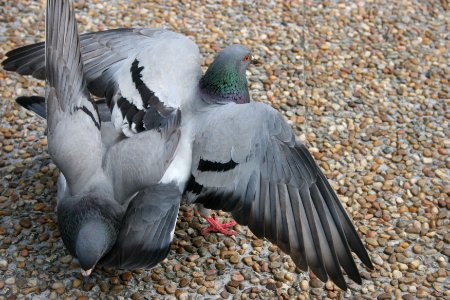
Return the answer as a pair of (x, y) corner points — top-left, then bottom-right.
(199, 62), (250, 104)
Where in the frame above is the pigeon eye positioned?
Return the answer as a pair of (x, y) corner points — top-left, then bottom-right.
(243, 54), (251, 62)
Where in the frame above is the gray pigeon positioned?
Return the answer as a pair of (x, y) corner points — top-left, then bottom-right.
(40, 0), (181, 275)
(3, 11), (373, 291)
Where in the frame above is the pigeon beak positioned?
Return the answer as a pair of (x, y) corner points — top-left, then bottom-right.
(81, 268), (93, 277)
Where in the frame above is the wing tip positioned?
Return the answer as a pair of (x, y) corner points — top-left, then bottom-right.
(334, 279), (348, 291)
(361, 253), (375, 270)
(353, 233), (375, 271)
(1, 59), (14, 70)
(314, 164), (375, 271)
(15, 96), (46, 119)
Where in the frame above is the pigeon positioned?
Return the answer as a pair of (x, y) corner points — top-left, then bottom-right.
(38, 0), (182, 275)
(3, 10), (373, 291)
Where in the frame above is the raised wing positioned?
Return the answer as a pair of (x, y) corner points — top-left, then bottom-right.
(3, 28), (202, 136)
(184, 102), (373, 290)
(100, 183), (181, 269)
(45, 0), (103, 195)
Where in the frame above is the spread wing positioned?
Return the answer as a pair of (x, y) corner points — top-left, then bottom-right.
(100, 183), (181, 269)
(3, 28), (202, 136)
(184, 102), (373, 290)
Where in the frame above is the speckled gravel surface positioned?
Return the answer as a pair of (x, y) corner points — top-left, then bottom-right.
(0, 0), (449, 299)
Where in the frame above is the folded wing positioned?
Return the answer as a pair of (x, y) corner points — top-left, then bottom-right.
(100, 183), (181, 269)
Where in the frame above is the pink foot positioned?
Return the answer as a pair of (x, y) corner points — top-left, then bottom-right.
(201, 214), (237, 235)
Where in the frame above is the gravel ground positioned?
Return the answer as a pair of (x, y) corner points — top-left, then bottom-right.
(0, 0), (449, 299)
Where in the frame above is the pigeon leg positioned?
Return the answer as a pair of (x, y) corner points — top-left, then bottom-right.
(194, 204), (237, 235)
(201, 213), (237, 235)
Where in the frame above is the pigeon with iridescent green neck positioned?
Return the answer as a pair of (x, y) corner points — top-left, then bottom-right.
(199, 45), (251, 105)
(3, 23), (373, 289)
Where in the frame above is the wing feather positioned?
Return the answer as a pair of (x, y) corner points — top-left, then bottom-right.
(45, 0), (103, 194)
(287, 185), (307, 270)
(276, 183), (290, 252)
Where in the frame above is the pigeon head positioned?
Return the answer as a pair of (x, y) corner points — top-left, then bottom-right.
(57, 193), (124, 274)
(199, 44), (252, 104)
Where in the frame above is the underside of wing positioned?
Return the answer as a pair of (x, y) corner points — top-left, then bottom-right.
(100, 183), (181, 269)
(184, 102), (373, 290)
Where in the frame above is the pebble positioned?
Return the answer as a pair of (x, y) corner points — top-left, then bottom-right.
(19, 218), (32, 228)
(51, 282), (64, 290)
(198, 286), (207, 294)
(187, 254), (200, 262)
(226, 285), (237, 294)
(417, 287), (428, 298)
(0, 259), (8, 270)
(392, 270), (403, 279)
(413, 244), (423, 254)
(60, 255), (73, 264)
(3, 145), (14, 152)
(120, 272), (133, 281)
(130, 292), (142, 300)
(310, 278), (322, 288)
(300, 280), (309, 291)
(72, 279), (82, 288)
(231, 272), (244, 282)
(252, 239), (264, 247)
(377, 292), (391, 300)
(165, 283), (176, 294)
(229, 254), (240, 264)
(243, 256), (253, 266)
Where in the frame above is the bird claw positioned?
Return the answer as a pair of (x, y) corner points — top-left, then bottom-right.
(201, 214), (237, 235)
